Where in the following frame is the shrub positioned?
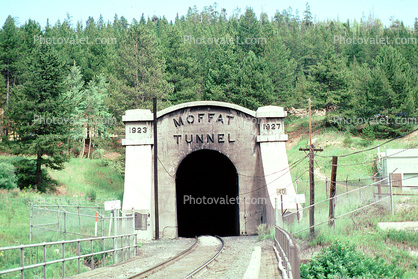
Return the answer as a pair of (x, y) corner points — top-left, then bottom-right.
(86, 189), (96, 202)
(359, 125), (375, 147)
(0, 161), (17, 189)
(92, 148), (105, 159)
(11, 157), (56, 192)
(342, 133), (353, 147)
(301, 240), (405, 278)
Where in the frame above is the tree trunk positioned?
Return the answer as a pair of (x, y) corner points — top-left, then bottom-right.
(79, 137), (85, 158)
(4, 73), (9, 136)
(35, 150), (42, 192)
(88, 137), (92, 159)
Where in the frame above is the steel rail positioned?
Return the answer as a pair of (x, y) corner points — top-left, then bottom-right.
(184, 235), (225, 278)
(127, 236), (199, 279)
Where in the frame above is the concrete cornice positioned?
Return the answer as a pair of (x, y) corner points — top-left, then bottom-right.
(122, 102), (288, 122)
(157, 101), (256, 118)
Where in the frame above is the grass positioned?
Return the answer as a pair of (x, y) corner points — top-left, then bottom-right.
(257, 224), (275, 241)
(284, 115), (418, 278)
(1, 115), (418, 277)
(48, 158), (124, 201)
(0, 157), (125, 278)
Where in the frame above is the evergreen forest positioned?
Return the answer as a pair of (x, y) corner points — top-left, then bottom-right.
(1, 3), (417, 188)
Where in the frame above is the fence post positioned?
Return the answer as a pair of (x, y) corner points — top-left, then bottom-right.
(20, 246), (24, 279)
(78, 205), (81, 228)
(30, 203), (33, 242)
(57, 205), (60, 235)
(346, 176), (348, 200)
(42, 244), (46, 279)
(329, 156), (338, 227)
(358, 178), (362, 199)
(390, 174), (394, 215)
(103, 235), (106, 267)
(113, 236), (116, 264)
(294, 241), (300, 279)
(77, 241), (81, 274)
(378, 177), (382, 199)
(62, 242), (65, 278)
(101, 215), (105, 237)
(63, 211), (67, 241)
(90, 239), (94, 269)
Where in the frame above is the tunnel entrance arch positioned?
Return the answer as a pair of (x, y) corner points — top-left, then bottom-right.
(121, 101), (297, 240)
(176, 149), (239, 237)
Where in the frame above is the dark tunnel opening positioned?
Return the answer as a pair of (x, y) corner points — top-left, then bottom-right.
(176, 149), (239, 237)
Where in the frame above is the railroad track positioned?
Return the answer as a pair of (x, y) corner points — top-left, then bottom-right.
(128, 235), (225, 279)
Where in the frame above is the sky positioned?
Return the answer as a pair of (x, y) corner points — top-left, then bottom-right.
(0, 0), (417, 29)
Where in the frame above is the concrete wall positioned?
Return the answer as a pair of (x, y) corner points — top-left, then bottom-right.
(121, 101), (297, 240)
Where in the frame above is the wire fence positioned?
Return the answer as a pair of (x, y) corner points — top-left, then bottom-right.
(0, 233), (137, 279)
(281, 176), (392, 237)
(29, 202), (135, 244)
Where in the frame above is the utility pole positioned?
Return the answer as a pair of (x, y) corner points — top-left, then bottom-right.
(153, 98), (159, 240)
(299, 98), (323, 238)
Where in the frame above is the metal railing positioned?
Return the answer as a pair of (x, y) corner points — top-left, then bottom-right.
(274, 226), (300, 279)
(0, 233), (137, 279)
(29, 203), (134, 243)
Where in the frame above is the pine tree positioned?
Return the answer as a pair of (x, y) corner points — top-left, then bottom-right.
(5, 44), (70, 191)
(164, 26), (203, 104)
(116, 22), (173, 110)
(0, 16), (20, 110)
(233, 51), (275, 110)
(262, 22), (297, 105)
(308, 45), (353, 109)
(303, 2), (313, 28)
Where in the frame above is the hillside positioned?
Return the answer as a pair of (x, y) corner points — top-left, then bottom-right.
(1, 116), (417, 277)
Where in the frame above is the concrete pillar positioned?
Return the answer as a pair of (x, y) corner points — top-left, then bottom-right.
(122, 109), (154, 240)
(256, 106), (297, 226)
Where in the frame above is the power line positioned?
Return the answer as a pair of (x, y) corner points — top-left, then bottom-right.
(238, 155), (309, 197)
(316, 127), (418, 158)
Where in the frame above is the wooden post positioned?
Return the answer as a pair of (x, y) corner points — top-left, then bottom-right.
(309, 144), (315, 237)
(329, 156), (338, 226)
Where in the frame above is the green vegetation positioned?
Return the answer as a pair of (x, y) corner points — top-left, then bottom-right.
(284, 116), (418, 278)
(301, 240), (405, 278)
(0, 156), (124, 278)
(257, 224), (275, 241)
(0, 4), (417, 277)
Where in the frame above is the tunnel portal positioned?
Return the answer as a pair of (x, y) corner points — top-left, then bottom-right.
(176, 149), (239, 237)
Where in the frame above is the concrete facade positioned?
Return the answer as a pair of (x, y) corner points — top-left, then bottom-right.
(378, 149), (418, 191)
(121, 101), (298, 240)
